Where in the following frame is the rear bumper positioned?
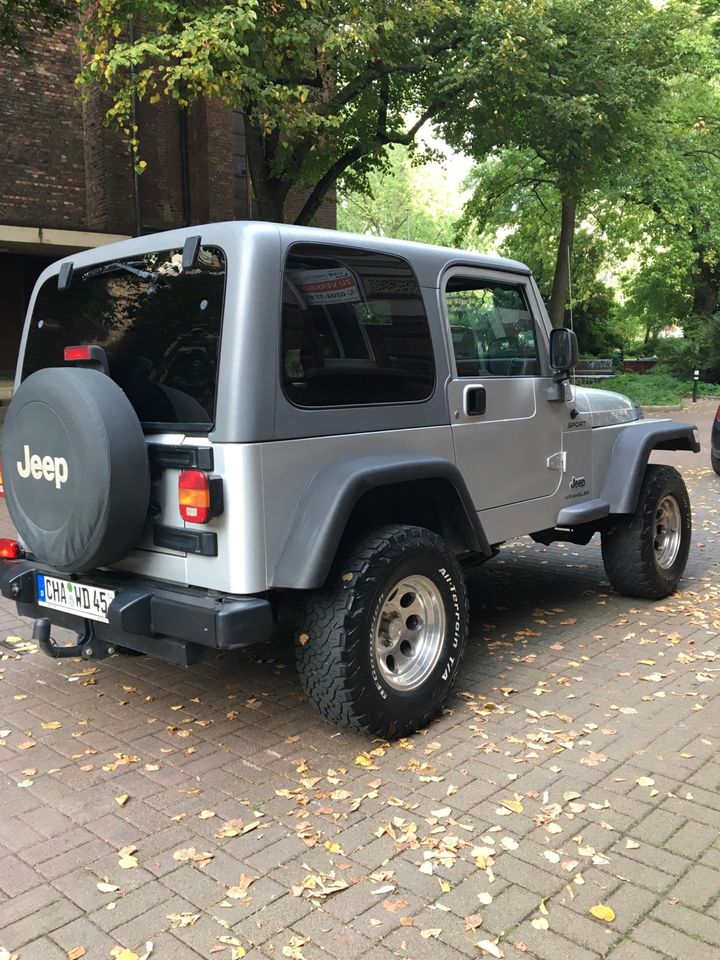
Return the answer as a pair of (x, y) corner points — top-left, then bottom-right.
(0, 558), (273, 659)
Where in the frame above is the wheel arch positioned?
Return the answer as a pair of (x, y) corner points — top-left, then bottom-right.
(600, 420), (699, 515)
(272, 454), (490, 589)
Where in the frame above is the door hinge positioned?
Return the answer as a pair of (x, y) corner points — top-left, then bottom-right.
(547, 451), (566, 471)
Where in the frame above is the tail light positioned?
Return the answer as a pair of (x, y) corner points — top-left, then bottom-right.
(716, 403), (720, 422)
(178, 470), (223, 524)
(64, 345), (93, 362)
(0, 538), (21, 559)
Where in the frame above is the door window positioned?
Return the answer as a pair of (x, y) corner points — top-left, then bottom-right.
(445, 276), (540, 377)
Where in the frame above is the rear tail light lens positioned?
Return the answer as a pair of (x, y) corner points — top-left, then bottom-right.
(716, 404), (720, 422)
(64, 345), (93, 362)
(179, 470), (214, 524)
(0, 538), (21, 559)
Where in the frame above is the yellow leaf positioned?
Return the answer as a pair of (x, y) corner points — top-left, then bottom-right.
(115, 794), (129, 807)
(531, 917), (549, 930)
(636, 777), (655, 787)
(68, 948), (86, 960)
(499, 798), (523, 814)
(42, 721), (62, 730)
(589, 903), (616, 923)
(198, 809), (215, 819)
(420, 928), (442, 939)
(354, 754), (376, 767)
(324, 841), (343, 854)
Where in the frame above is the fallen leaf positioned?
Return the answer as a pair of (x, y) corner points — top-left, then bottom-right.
(199, 809), (216, 820)
(324, 840), (343, 854)
(636, 777), (655, 787)
(625, 838), (640, 849)
(477, 940), (504, 958)
(478, 892), (493, 905)
(531, 917), (549, 930)
(67, 948), (86, 960)
(115, 795), (129, 807)
(589, 903), (616, 923)
(383, 897), (409, 914)
(420, 929), (442, 939)
(97, 881), (119, 893)
(465, 913), (483, 930)
(167, 913), (200, 927)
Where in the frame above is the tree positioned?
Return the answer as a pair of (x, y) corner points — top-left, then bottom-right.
(77, 0), (474, 225)
(443, 0), (690, 325)
(338, 144), (458, 245)
(0, 0), (72, 54)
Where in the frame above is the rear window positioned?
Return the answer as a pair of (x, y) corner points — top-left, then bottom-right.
(281, 243), (435, 407)
(23, 246), (226, 430)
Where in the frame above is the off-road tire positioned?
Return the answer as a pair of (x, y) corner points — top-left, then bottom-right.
(295, 524), (468, 738)
(712, 451), (720, 476)
(601, 465), (691, 600)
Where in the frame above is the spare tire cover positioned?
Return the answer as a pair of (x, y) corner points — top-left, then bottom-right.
(3, 367), (150, 573)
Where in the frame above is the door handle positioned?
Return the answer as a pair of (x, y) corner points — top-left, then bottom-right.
(465, 385), (486, 416)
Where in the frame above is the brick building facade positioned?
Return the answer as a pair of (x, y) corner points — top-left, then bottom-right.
(0, 24), (335, 378)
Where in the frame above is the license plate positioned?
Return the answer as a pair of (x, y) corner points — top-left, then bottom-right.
(36, 574), (115, 624)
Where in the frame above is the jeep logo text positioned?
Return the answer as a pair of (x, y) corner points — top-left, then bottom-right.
(570, 475), (586, 490)
(16, 445), (68, 489)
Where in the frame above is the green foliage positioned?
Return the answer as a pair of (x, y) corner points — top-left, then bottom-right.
(77, 0), (475, 223)
(597, 369), (720, 405)
(338, 145), (457, 245)
(447, 0), (697, 325)
(0, 0), (72, 55)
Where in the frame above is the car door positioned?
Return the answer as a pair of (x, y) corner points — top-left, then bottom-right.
(443, 267), (565, 517)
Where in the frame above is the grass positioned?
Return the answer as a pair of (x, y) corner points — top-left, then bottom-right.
(594, 370), (720, 406)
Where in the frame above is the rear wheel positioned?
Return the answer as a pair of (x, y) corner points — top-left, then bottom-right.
(712, 451), (720, 476)
(601, 465), (691, 600)
(295, 524), (468, 738)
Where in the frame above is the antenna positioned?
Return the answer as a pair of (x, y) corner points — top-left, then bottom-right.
(567, 244), (574, 333)
(567, 244), (576, 388)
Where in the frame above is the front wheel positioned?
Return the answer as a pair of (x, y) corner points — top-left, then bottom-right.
(601, 464), (691, 600)
(295, 524), (468, 739)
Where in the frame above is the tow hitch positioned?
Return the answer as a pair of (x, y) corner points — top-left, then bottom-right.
(32, 617), (116, 660)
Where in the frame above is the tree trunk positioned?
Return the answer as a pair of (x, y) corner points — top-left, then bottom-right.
(692, 250), (720, 317)
(548, 185), (579, 328)
(244, 118), (291, 222)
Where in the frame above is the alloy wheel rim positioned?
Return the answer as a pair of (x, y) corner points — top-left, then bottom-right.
(373, 574), (446, 691)
(654, 494), (682, 569)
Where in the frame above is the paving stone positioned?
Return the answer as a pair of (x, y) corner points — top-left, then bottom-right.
(634, 808), (686, 845)
(0, 896), (82, 948)
(651, 898), (720, 947)
(634, 917), (715, 960)
(669, 863), (720, 911)
(665, 819), (718, 859)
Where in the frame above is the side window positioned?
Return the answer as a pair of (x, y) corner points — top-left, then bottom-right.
(445, 276), (540, 377)
(281, 243), (435, 406)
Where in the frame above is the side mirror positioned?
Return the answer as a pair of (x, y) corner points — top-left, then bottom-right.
(550, 327), (578, 374)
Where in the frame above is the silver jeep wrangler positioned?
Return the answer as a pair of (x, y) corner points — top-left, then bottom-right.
(0, 222), (701, 738)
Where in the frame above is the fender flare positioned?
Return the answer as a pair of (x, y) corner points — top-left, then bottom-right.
(273, 454), (490, 589)
(600, 420), (700, 515)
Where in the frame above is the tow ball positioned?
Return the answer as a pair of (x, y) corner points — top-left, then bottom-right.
(32, 617), (116, 660)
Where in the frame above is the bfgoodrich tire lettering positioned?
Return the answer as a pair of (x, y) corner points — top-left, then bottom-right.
(295, 524), (469, 738)
(601, 464), (691, 600)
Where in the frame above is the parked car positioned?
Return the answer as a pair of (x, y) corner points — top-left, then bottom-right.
(0, 222), (701, 737)
(712, 402), (720, 475)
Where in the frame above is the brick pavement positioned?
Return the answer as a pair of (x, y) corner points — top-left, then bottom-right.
(0, 405), (719, 959)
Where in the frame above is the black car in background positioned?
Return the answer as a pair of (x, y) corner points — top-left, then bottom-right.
(712, 403), (720, 475)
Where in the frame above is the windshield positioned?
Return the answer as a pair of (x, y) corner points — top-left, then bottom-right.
(22, 246), (225, 430)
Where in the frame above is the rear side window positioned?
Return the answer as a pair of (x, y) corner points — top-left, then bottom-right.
(281, 244), (434, 407)
(23, 246), (225, 430)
